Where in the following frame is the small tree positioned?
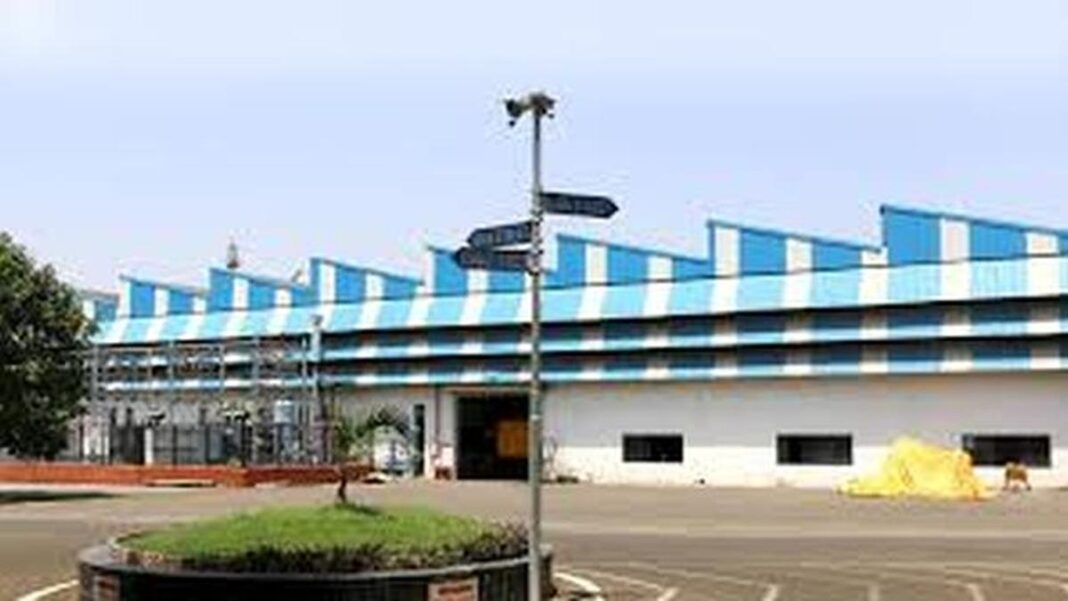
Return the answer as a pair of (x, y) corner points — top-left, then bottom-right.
(333, 406), (410, 504)
(0, 233), (91, 458)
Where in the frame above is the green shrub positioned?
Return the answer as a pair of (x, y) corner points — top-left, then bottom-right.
(122, 505), (526, 573)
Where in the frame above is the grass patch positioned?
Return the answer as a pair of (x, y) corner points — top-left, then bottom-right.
(122, 504), (526, 573)
(0, 490), (115, 505)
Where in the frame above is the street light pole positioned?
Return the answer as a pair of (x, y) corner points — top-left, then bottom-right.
(461, 90), (612, 600)
(527, 95), (547, 601)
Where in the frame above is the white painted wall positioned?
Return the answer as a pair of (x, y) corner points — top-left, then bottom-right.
(541, 373), (1068, 489)
(124, 371), (1067, 489)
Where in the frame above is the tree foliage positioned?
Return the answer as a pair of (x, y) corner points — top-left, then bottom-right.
(333, 406), (411, 465)
(0, 233), (91, 458)
(332, 406), (411, 503)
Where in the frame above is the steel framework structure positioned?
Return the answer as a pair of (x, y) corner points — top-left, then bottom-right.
(72, 336), (327, 466)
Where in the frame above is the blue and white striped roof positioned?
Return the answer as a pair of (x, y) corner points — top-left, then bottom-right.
(550, 234), (711, 286)
(207, 268), (315, 312)
(90, 203), (1068, 390)
(94, 251), (1068, 345)
(706, 218), (885, 275)
(309, 257), (420, 303)
(882, 205), (1068, 265)
(89, 204), (1068, 344)
(92, 206), (1064, 314)
(78, 289), (119, 324)
(117, 276), (207, 318)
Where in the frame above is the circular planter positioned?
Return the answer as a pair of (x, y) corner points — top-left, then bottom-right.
(78, 542), (553, 601)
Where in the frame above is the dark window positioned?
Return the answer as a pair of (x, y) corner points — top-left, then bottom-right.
(737, 313), (788, 336)
(777, 434), (852, 465)
(604, 321), (647, 342)
(543, 324), (585, 342)
(623, 434), (683, 463)
(962, 434), (1051, 467)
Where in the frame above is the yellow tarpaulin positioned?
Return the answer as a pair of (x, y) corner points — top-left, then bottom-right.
(839, 437), (990, 500)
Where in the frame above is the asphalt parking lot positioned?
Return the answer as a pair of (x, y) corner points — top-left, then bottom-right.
(4, 481), (1068, 600)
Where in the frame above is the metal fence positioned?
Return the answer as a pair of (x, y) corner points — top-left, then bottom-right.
(58, 416), (326, 467)
(68, 336), (333, 466)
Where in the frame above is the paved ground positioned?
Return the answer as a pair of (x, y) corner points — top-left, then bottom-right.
(3, 481), (1068, 600)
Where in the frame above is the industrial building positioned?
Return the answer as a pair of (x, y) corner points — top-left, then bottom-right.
(76, 205), (1068, 488)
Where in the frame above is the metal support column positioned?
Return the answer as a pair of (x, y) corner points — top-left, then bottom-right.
(168, 342), (178, 465)
(310, 315), (325, 464)
(300, 335), (311, 462)
(250, 338), (261, 466)
(89, 345), (100, 463)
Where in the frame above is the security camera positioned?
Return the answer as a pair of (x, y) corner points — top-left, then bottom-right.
(504, 98), (528, 127)
(503, 92), (556, 126)
(504, 98), (526, 118)
(529, 91), (555, 114)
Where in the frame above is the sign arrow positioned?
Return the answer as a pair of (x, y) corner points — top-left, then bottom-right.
(540, 191), (618, 219)
(467, 220), (533, 249)
(452, 246), (530, 272)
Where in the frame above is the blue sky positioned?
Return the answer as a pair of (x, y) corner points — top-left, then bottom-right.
(2, 1), (1066, 290)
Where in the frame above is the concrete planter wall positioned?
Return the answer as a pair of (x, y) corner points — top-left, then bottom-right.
(79, 544), (553, 601)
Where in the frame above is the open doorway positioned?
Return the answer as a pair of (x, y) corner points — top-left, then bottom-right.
(456, 395), (528, 480)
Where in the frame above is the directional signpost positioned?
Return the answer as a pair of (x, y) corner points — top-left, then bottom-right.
(540, 191), (619, 219)
(452, 91), (617, 601)
(452, 246), (529, 272)
(466, 220), (533, 249)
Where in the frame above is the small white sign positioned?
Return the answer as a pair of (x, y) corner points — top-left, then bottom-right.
(93, 574), (120, 601)
(428, 577), (479, 601)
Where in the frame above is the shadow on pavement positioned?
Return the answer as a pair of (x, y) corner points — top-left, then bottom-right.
(0, 490), (116, 505)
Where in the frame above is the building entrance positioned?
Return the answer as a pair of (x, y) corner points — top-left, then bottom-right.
(456, 395), (528, 480)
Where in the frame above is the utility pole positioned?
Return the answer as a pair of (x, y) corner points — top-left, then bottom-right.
(523, 91), (552, 601)
(453, 91), (617, 601)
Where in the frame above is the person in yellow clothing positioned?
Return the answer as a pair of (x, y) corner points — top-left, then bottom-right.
(839, 437), (990, 501)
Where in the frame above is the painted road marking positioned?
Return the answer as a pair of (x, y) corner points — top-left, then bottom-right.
(608, 561), (781, 601)
(989, 564), (1068, 589)
(16, 579), (78, 601)
(567, 566), (679, 601)
(821, 564), (985, 601)
(555, 571), (606, 601)
(766, 566), (878, 601)
(949, 560), (1068, 581)
(926, 564), (1068, 597)
(562, 560), (1068, 601)
(999, 563), (1068, 578)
